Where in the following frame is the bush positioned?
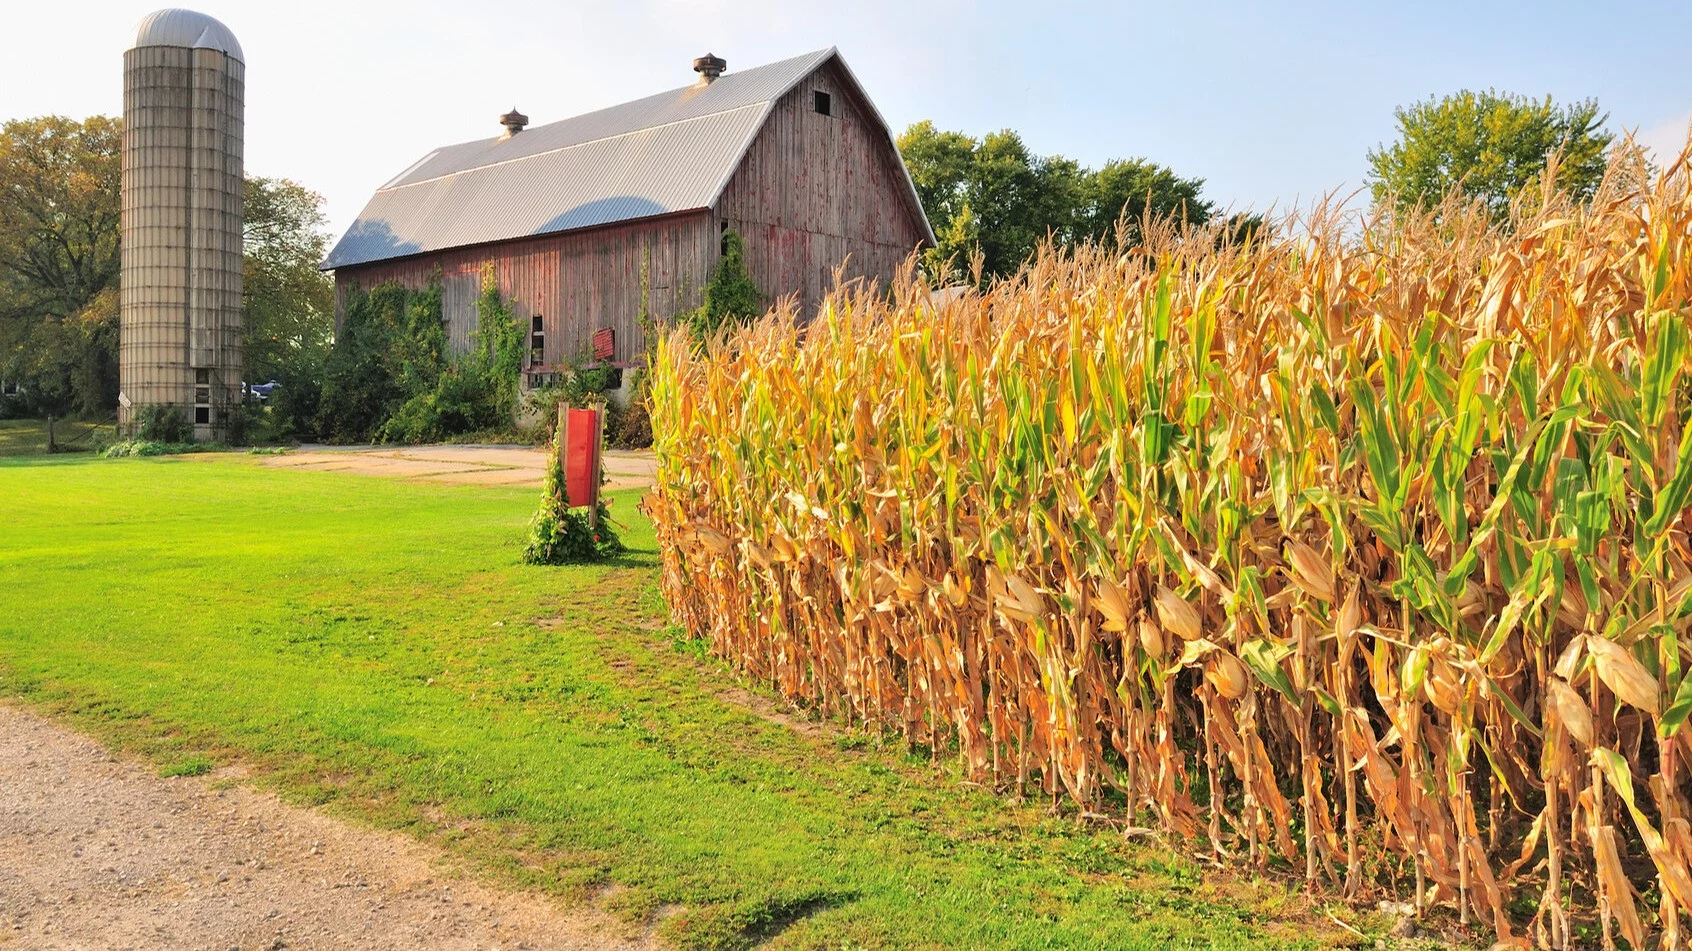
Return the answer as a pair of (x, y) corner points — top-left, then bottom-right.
(102, 439), (224, 458)
(523, 358), (623, 446)
(646, 149), (1692, 943)
(680, 230), (763, 338)
(607, 397), (652, 449)
(319, 271), (526, 444)
(522, 428), (623, 564)
(134, 405), (190, 443)
(265, 353), (326, 440)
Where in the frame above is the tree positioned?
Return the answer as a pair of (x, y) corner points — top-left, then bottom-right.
(1082, 158), (1212, 248)
(243, 177), (335, 433)
(1367, 90), (1613, 221)
(0, 116), (122, 416)
(897, 122), (1214, 283)
(0, 115), (338, 423)
(0, 116), (121, 322)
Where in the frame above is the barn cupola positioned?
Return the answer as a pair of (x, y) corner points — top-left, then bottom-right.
(692, 53), (726, 85)
(499, 107), (529, 138)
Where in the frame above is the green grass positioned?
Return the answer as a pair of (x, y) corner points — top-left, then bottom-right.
(0, 417), (114, 456)
(160, 754), (214, 777)
(0, 454), (1358, 949)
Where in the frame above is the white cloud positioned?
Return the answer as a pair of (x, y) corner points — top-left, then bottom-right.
(1635, 111), (1692, 165)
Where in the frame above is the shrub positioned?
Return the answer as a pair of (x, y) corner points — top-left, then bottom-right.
(102, 439), (224, 458)
(680, 230), (763, 338)
(524, 356), (622, 446)
(317, 272), (526, 444)
(645, 147), (1692, 943)
(522, 428), (623, 564)
(134, 405), (190, 443)
(608, 397), (652, 450)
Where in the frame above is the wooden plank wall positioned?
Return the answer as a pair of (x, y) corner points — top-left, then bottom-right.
(714, 60), (929, 318)
(331, 210), (713, 366)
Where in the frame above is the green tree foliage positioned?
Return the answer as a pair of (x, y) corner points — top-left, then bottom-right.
(0, 116), (122, 416)
(7, 289), (119, 417)
(1367, 90), (1613, 220)
(0, 116), (121, 322)
(317, 282), (440, 441)
(0, 115), (337, 424)
(318, 273), (526, 444)
(243, 176), (334, 434)
(897, 121), (1215, 282)
(1083, 159), (1212, 248)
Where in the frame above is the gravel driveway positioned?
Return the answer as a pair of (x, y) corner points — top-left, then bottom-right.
(0, 705), (644, 950)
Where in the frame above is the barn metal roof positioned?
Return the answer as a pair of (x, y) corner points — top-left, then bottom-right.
(324, 47), (933, 270)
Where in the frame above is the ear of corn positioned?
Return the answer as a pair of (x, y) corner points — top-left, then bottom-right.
(645, 141), (1692, 945)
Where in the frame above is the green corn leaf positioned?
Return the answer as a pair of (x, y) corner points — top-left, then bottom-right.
(1402, 645), (1432, 703)
(1310, 686), (1343, 717)
(1640, 313), (1687, 428)
(1574, 490), (1610, 556)
(1660, 675), (1692, 737)
(1509, 350), (1541, 419)
(1242, 638), (1300, 705)
(1593, 747), (1637, 807)
(1310, 384), (1341, 433)
(1646, 426), (1692, 536)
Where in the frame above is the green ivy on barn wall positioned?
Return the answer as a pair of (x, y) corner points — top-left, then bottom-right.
(316, 267), (525, 444)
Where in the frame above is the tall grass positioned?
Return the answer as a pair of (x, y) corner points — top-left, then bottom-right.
(647, 143), (1692, 947)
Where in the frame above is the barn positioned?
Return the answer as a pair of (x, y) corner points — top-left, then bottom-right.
(323, 48), (934, 384)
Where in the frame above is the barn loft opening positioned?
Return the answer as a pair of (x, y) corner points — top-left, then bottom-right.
(814, 91), (831, 116)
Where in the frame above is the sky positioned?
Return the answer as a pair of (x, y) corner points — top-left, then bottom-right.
(5, 0), (1690, 244)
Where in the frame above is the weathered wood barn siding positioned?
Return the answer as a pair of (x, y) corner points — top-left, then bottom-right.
(330, 52), (930, 369)
(332, 211), (713, 365)
(716, 61), (928, 316)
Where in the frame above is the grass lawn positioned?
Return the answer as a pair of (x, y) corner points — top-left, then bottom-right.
(0, 417), (114, 456)
(0, 453), (1361, 949)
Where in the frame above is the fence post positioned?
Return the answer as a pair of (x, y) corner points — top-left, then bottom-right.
(589, 405), (605, 532)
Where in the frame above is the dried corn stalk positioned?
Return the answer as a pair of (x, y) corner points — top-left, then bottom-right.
(646, 140), (1692, 947)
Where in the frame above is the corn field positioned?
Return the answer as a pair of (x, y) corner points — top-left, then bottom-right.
(645, 145), (1692, 947)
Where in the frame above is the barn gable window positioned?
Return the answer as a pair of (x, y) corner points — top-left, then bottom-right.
(813, 91), (831, 117)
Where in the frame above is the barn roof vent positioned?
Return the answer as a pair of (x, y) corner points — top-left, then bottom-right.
(500, 107), (529, 138)
(692, 53), (726, 84)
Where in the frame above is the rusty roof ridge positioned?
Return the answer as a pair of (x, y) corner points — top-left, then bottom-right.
(374, 101), (776, 194)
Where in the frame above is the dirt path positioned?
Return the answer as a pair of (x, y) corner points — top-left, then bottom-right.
(0, 705), (646, 951)
(257, 445), (655, 491)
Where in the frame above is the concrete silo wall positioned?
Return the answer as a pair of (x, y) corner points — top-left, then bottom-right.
(120, 44), (244, 439)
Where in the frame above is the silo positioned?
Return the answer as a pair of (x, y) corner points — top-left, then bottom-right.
(120, 9), (244, 440)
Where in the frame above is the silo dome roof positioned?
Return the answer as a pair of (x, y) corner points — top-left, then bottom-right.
(130, 9), (243, 61)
